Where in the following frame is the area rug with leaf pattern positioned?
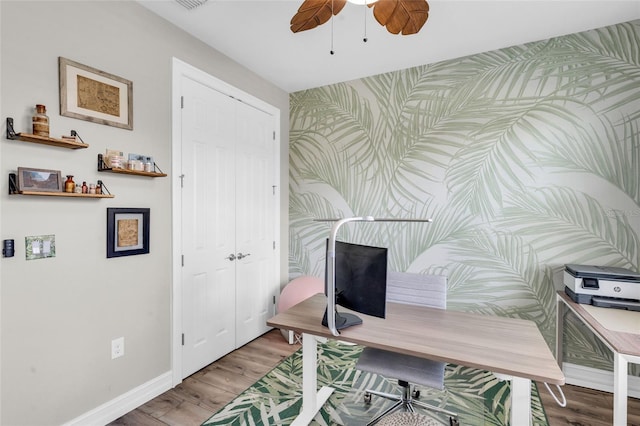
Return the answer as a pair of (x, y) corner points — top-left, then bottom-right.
(203, 340), (549, 425)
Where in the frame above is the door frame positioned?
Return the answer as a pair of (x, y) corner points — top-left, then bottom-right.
(171, 58), (281, 386)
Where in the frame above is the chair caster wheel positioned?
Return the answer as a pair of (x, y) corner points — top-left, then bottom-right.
(364, 392), (372, 404)
(412, 389), (420, 399)
(449, 417), (460, 426)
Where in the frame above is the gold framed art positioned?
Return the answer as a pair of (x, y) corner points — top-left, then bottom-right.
(59, 57), (133, 130)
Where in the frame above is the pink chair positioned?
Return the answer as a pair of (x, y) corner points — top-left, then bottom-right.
(278, 276), (324, 343)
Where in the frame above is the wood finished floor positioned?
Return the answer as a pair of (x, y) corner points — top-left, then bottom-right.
(108, 331), (298, 426)
(110, 329), (640, 426)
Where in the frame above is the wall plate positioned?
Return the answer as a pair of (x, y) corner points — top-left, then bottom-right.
(25, 235), (56, 260)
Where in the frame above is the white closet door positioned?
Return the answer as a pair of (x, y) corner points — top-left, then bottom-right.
(181, 77), (236, 378)
(180, 74), (278, 378)
(234, 102), (277, 348)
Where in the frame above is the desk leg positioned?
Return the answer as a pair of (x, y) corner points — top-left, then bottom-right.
(510, 377), (532, 426)
(556, 296), (564, 368)
(613, 353), (628, 426)
(291, 333), (334, 426)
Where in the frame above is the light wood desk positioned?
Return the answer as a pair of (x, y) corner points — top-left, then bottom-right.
(268, 293), (564, 425)
(557, 291), (640, 426)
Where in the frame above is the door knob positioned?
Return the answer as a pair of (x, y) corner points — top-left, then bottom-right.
(237, 252), (251, 260)
(225, 253), (236, 261)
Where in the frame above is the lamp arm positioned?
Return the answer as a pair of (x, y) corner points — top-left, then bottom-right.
(326, 216), (374, 336)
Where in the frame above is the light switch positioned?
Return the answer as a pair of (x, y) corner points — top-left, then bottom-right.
(25, 234), (56, 260)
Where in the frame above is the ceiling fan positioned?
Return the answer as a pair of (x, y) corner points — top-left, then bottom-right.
(290, 0), (430, 36)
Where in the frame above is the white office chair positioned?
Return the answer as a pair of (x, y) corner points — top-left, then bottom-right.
(356, 272), (460, 426)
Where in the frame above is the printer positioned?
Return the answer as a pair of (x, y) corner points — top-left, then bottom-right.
(564, 264), (640, 311)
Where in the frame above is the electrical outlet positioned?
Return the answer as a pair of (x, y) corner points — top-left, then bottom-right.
(111, 337), (124, 359)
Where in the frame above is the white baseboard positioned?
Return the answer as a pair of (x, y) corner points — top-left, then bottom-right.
(62, 371), (173, 426)
(563, 362), (640, 398)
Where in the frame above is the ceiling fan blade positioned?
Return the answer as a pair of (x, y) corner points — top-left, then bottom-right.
(291, 0), (348, 33)
(372, 0), (429, 35)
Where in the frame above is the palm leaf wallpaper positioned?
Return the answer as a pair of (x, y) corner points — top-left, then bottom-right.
(289, 20), (640, 374)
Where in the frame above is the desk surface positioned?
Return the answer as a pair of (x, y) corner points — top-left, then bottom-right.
(558, 291), (640, 357)
(268, 293), (565, 385)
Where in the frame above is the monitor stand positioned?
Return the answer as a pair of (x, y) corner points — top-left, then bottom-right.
(322, 308), (362, 331)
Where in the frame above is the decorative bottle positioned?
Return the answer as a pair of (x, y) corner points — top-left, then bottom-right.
(82, 181), (88, 194)
(64, 175), (75, 193)
(32, 104), (50, 137)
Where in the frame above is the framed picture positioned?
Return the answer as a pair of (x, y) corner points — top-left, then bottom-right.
(17, 167), (63, 192)
(59, 57), (133, 130)
(107, 208), (150, 258)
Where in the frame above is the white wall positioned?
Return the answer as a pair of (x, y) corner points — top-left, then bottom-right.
(0, 1), (289, 424)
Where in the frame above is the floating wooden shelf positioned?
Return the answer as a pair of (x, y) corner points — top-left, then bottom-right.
(10, 191), (114, 198)
(12, 133), (89, 149)
(6, 117), (88, 149)
(98, 167), (167, 178)
(8, 172), (113, 198)
(97, 155), (167, 177)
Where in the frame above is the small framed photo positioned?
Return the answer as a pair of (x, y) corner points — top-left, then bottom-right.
(17, 167), (63, 193)
(59, 57), (133, 130)
(107, 208), (150, 258)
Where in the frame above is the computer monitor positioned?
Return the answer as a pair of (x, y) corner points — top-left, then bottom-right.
(322, 239), (388, 332)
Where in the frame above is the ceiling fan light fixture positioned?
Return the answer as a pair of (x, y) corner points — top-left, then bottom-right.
(290, 0), (429, 36)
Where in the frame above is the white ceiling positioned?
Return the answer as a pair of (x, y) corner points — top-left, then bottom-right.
(138, 0), (640, 93)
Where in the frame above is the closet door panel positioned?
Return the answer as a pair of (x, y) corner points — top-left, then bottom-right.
(181, 78), (236, 378)
(234, 102), (277, 347)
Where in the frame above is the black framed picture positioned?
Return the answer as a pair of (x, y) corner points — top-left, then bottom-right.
(107, 208), (149, 258)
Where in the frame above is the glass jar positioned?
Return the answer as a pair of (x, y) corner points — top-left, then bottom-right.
(64, 175), (75, 193)
(32, 104), (50, 137)
(89, 183), (96, 194)
(82, 181), (88, 194)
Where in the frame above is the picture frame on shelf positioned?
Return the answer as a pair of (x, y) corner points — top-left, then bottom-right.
(59, 57), (133, 130)
(128, 153), (153, 164)
(17, 167), (63, 193)
(107, 208), (150, 258)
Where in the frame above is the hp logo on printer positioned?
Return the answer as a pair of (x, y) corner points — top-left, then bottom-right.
(614, 286), (621, 293)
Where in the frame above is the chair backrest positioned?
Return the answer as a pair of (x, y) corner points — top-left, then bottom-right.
(386, 271), (446, 310)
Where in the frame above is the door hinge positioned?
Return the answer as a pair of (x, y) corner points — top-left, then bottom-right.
(273, 295), (276, 304)
(181, 255), (184, 267)
(181, 333), (185, 346)
(273, 130), (276, 140)
(181, 96), (184, 109)
(272, 185), (276, 195)
(179, 174), (185, 188)
(273, 241), (276, 250)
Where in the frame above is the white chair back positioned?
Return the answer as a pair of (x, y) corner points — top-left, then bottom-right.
(386, 271), (446, 309)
